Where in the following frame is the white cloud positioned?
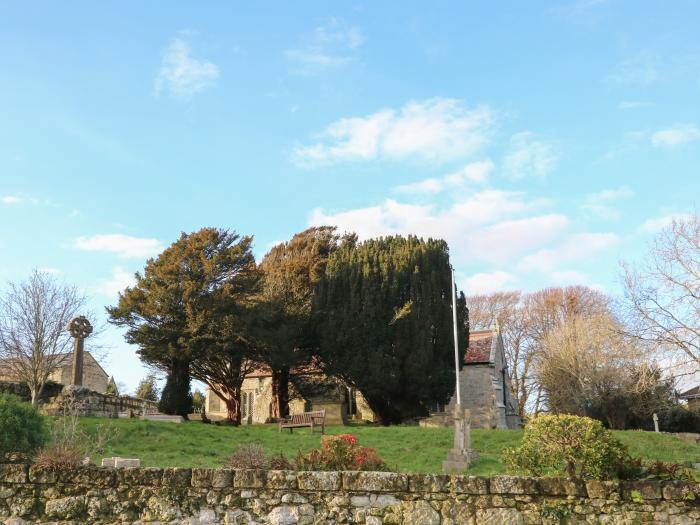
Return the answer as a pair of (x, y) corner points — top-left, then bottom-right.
(1, 195), (22, 204)
(581, 186), (634, 220)
(520, 232), (618, 271)
(285, 19), (364, 75)
(608, 56), (658, 86)
(462, 271), (517, 295)
(639, 213), (693, 234)
(310, 191), (565, 267)
(393, 160), (494, 195)
(651, 124), (700, 149)
(502, 132), (558, 179)
(393, 178), (444, 195)
(444, 160), (494, 185)
(75, 234), (164, 259)
(292, 98), (494, 166)
(96, 267), (136, 297)
(154, 37), (220, 100)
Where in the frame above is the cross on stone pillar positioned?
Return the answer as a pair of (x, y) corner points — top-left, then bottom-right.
(442, 405), (479, 473)
(67, 316), (93, 386)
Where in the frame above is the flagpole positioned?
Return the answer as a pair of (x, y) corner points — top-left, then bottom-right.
(451, 266), (461, 407)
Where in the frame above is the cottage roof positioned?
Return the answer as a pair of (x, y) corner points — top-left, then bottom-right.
(679, 385), (700, 399)
(464, 329), (494, 364)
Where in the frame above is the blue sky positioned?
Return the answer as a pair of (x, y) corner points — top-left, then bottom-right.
(1, 1), (699, 392)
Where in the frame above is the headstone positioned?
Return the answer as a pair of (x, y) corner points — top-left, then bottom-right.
(653, 413), (659, 433)
(67, 316), (93, 386)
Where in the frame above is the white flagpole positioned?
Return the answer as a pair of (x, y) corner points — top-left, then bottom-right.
(451, 266), (461, 407)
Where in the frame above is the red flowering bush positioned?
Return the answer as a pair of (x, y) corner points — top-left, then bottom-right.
(296, 434), (387, 471)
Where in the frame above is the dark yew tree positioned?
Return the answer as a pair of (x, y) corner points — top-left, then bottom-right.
(313, 236), (468, 424)
(107, 228), (259, 422)
(255, 226), (351, 420)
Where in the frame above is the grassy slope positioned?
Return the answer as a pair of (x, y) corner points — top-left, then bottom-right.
(79, 418), (700, 475)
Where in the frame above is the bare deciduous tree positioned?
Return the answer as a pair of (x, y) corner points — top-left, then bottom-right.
(467, 286), (614, 416)
(0, 271), (87, 405)
(537, 312), (659, 429)
(623, 214), (700, 369)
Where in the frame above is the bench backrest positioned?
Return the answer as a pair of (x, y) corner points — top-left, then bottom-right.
(289, 409), (325, 425)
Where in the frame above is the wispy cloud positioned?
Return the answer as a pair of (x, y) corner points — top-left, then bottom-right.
(462, 270), (517, 295)
(639, 213), (693, 234)
(618, 100), (651, 110)
(608, 55), (658, 86)
(502, 132), (558, 179)
(651, 124), (700, 149)
(519, 232), (619, 272)
(154, 37), (220, 100)
(581, 186), (634, 220)
(393, 160), (493, 195)
(1, 195), (23, 205)
(292, 98), (494, 167)
(96, 267), (136, 297)
(285, 19), (365, 75)
(75, 234), (164, 259)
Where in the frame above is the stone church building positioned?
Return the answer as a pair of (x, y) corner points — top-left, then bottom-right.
(448, 326), (521, 429)
(206, 325), (522, 428)
(0, 351), (109, 394)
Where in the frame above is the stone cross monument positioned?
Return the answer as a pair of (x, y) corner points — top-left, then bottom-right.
(67, 316), (93, 386)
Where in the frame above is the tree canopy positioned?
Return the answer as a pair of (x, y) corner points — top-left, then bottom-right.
(313, 235), (468, 424)
(107, 227), (259, 420)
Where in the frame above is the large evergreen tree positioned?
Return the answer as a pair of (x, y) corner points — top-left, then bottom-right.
(313, 236), (468, 424)
(255, 226), (351, 419)
(107, 228), (259, 421)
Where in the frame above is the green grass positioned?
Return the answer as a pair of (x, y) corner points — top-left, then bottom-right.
(77, 418), (700, 475)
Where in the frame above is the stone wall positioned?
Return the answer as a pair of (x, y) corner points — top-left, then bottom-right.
(41, 386), (159, 418)
(1, 465), (698, 524)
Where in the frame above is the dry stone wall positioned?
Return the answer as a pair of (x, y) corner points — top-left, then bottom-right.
(1, 465), (699, 524)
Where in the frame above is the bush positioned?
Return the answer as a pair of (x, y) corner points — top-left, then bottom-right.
(659, 406), (700, 433)
(226, 443), (293, 470)
(296, 434), (387, 472)
(502, 414), (627, 479)
(0, 393), (47, 461)
(34, 439), (85, 471)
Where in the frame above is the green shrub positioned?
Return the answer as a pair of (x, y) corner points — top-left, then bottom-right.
(659, 406), (700, 433)
(0, 393), (47, 460)
(502, 414), (627, 479)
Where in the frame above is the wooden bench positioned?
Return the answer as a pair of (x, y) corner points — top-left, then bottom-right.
(278, 409), (326, 434)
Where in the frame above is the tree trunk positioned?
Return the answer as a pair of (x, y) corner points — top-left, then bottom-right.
(270, 367), (290, 420)
(222, 387), (242, 425)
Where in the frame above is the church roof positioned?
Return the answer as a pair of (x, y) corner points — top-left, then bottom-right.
(679, 385), (700, 399)
(464, 329), (494, 364)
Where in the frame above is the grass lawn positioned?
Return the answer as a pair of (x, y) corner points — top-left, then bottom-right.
(78, 417), (700, 476)
(80, 418), (700, 476)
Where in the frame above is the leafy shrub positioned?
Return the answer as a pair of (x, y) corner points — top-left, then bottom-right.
(226, 443), (293, 470)
(502, 414), (627, 479)
(659, 406), (700, 433)
(296, 434), (387, 471)
(0, 393), (47, 461)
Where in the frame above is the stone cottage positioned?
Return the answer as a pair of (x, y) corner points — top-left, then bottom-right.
(679, 385), (700, 411)
(0, 351), (109, 394)
(446, 326), (522, 429)
(205, 362), (374, 425)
